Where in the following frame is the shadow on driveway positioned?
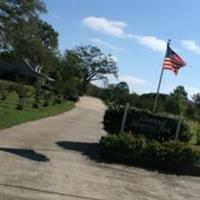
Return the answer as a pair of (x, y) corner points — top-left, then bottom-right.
(56, 141), (200, 177)
(0, 147), (49, 162)
(56, 141), (100, 162)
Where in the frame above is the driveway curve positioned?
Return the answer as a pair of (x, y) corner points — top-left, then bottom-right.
(0, 96), (199, 200)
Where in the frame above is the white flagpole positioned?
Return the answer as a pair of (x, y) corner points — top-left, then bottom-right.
(153, 39), (170, 113)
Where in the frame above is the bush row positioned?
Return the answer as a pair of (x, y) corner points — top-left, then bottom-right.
(100, 134), (200, 166)
(103, 105), (192, 142)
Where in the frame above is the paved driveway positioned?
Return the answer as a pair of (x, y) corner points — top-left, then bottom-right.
(0, 96), (199, 200)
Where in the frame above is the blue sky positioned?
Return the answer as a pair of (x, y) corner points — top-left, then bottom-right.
(42, 0), (200, 97)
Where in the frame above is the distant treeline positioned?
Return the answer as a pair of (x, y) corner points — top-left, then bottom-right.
(87, 82), (200, 121)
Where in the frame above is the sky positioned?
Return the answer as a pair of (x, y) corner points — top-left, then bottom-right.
(41, 0), (200, 98)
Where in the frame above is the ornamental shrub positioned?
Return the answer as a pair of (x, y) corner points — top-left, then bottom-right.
(100, 134), (200, 166)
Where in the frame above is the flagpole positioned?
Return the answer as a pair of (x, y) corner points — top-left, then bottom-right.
(153, 39), (170, 113)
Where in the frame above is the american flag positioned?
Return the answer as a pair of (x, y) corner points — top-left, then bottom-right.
(163, 45), (186, 75)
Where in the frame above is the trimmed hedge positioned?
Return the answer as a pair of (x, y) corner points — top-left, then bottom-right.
(103, 105), (192, 142)
(100, 134), (200, 166)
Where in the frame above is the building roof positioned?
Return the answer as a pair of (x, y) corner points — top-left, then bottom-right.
(0, 61), (54, 86)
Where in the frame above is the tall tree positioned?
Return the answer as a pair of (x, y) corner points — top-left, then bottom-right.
(168, 86), (188, 114)
(115, 81), (129, 95)
(0, 0), (46, 51)
(70, 45), (118, 94)
(37, 19), (58, 51)
(53, 50), (81, 102)
(171, 86), (188, 100)
(1, 5), (59, 74)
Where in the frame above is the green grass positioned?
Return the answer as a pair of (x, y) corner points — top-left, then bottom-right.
(0, 92), (75, 130)
(188, 121), (199, 144)
(188, 120), (200, 152)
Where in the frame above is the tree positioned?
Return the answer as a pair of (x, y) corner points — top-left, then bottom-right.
(165, 95), (182, 115)
(115, 81), (129, 94)
(37, 19), (59, 51)
(0, 0), (59, 72)
(0, 0), (46, 51)
(114, 82), (130, 105)
(192, 93), (200, 107)
(70, 45), (118, 94)
(171, 86), (188, 100)
(52, 50), (81, 102)
(167, 86), (188, 115)
(10, 80), (33, 110)
(101, 82), (130, 105)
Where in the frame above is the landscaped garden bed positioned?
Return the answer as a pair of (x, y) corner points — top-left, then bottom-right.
(101, 105), (200, 175)
(100, 134), (200, 176)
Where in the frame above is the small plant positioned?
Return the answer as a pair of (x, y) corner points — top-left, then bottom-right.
(43, 91), (51, 107)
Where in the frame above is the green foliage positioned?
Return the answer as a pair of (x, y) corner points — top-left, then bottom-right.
(0, 0), (59, 76)
(0, 0), (47, 51)
(171, 86), (188, 100)
(43, 90), (51, 107)
(10, 81), (33, 110)
(192, 93), (200, 109)
(100, 134), (200, 165)
(103, 105), (192, 142)
(52, 50), (81, 102)
(106, 82), (130, 105)
(37, 19), (59, 51)
(95, 83), (200, 120)
(86, 83), (107, 99)
(0, 92), (74, 130)
(70, 45), (118, 95)
(100, 134), (146, 156)
(196, 127), (200, 145)
(0, 80), (12, 100)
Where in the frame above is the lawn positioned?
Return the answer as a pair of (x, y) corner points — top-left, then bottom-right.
(0, 92), (75, 130)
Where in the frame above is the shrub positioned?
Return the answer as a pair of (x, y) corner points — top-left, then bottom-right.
(196, 127), (200, 145)
(32, 102), (39, 108)
(43, 91), (51, 107)
(100, 134), (146, 156)
(100, 134), (200, 166)
(103, 105), (192, 142)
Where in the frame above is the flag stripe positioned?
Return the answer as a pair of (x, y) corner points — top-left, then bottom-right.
(163, 45), (186, 75)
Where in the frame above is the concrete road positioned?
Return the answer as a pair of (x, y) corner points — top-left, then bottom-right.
(0, 96), (199, 200)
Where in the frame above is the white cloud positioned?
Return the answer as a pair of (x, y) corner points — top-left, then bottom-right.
(83, 16), (167, 52)
(119, 75), (146, 86)
(90, 38), (126, 52)
(92, 75), (147, 94)
(52, 14), (61, 20)
(133, 35), (166, 52)
(118, 75), (146, 93)
(83, 16), (133, 38)
(185, 86), (200, 98)
(181, 40), (200, 54)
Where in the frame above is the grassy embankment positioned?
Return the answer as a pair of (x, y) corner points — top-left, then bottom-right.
(0, 92), (75, 130)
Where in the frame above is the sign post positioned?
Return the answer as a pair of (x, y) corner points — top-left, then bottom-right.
(120, 103), (129, 134)
(175, 113), (182, 142)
